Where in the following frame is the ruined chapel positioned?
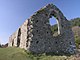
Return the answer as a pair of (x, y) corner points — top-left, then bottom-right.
(8, 4), (76, 54)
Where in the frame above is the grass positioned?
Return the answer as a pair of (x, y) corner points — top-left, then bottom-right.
(0, 47), (75, 60)
(0, 47), (28, 60)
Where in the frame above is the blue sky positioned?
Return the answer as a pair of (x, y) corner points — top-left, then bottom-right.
(0, 0), (80, 44)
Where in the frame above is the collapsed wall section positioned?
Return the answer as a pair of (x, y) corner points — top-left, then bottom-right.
(8, 20), (28, 49)
(19, 20), (28, 49)
(8, 30), (18, 47)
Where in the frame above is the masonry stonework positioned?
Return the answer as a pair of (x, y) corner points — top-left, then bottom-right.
(8, 4), (76, 54)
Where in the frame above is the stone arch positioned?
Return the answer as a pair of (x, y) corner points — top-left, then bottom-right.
(49, 17), (58, 36)
(17, 28), (21, 47)
(36, 4), (68, 35)
(47, 4), (67, 35)
(49, 14), (61, 35)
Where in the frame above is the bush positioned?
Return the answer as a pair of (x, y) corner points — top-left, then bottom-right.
(51, 24), (58, 34)
(75, 36), (80, 48)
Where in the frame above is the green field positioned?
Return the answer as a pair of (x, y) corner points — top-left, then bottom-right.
(0, 47), (76, 60)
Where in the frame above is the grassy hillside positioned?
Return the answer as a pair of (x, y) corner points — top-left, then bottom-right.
(0, 47), (76, 60)
(0, 47), (28, 60)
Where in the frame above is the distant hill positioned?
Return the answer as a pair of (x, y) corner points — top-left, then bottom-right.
(70, 18), (80, 27)
(51, 18), (80, 48)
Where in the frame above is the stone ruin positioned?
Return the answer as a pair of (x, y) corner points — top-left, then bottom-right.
(8, 4), (76, 54)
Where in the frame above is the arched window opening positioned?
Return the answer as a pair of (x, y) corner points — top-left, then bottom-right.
(49, 16), (58, 36)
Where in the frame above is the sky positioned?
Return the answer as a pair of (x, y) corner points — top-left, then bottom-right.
(0, 0), (80, 44)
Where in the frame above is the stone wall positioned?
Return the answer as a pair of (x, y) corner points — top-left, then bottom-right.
(8, 4), (76, 54)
